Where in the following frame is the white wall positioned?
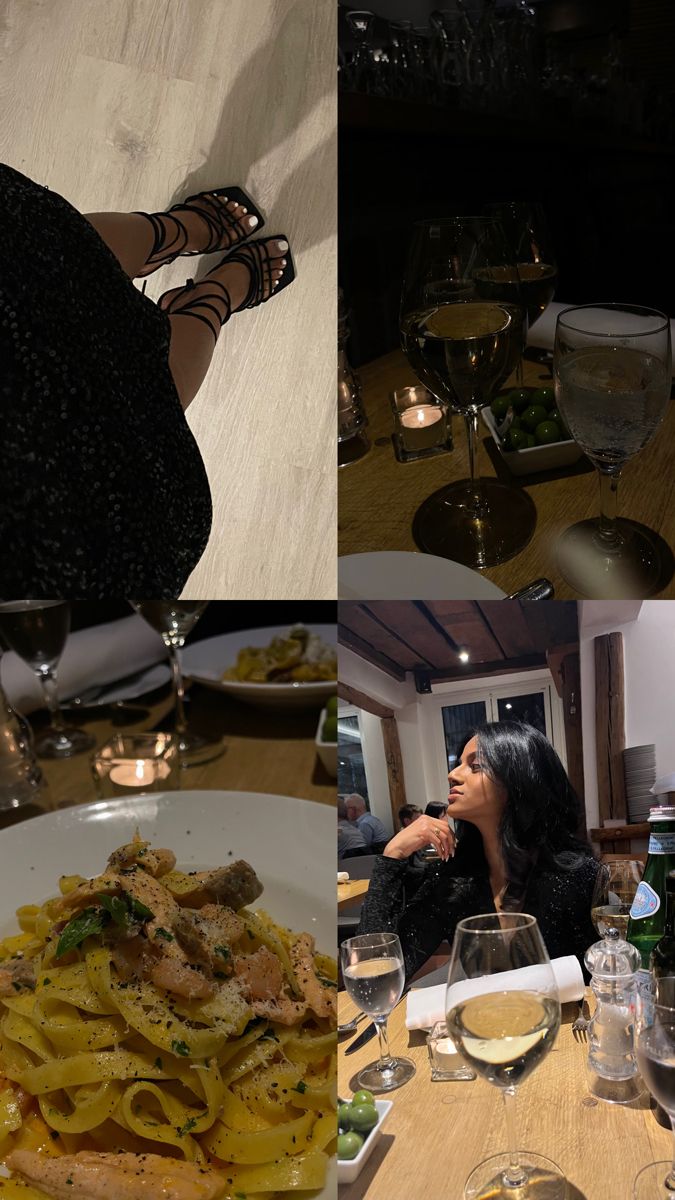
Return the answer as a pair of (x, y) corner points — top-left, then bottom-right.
(580, 601), (675, 829)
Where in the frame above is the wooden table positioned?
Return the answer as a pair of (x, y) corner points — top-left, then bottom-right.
(338, 989), (672, 1199)
(338, 879), (370, 909)
(0, 681), (335, 832)
(338, 351), (675, 598)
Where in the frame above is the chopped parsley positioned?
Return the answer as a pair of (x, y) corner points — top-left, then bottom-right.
(154, 1057), (163, 1070)
(55, 893), (156, 959)
(129, 896), (154, 919)
(98, 894), (130, 928)
(42, 978), (51, 986)
(242, 1017), (263, 1036)
(316, 975), (336, 989)
(292, 1081), (307, 1094)
(154, 928), (174, 942)
(55, 907), (106, 958)
(177, 1116), (198, 1136)
(171, 1039), (190, 1057)
(214, 945), (230, 960)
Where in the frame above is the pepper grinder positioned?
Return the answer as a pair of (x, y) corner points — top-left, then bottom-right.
(584, 927), (644, 1104)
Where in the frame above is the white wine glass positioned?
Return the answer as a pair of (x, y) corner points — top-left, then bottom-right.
(446, 913), (563, 1199)
(400, 215), (536, 568)
(340, 932), (415, 1092)
(0, 601), (94, 759)
(634, 1004), (675, 1198)
(591, 859), (643, 938)
(129, 601), (223, 765)
(553, 304), (672, 598)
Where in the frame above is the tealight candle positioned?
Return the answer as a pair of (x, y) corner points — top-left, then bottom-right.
(92, 734), (179, 799)
(427, 1021), (475, 1081)
(109, 759), (170, 788)
(391, 386), (452, 462)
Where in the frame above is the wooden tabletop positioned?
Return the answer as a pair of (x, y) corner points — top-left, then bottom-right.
(338, 989), (671, 1199)
(0, 681), (335, 832)
(338, 879), (370, 908)
(338, 351), (675, 598)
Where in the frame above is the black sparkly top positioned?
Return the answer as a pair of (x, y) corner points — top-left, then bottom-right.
(358, 852), (600, 982)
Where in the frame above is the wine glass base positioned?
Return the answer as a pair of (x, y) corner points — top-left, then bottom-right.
(177, 733), (226, 768)
(633, 1161), (675, 1198)
(465, 1151), (566, 1199)
(35, 727), (95, 759)
(356, 1056), (416, 1093)
(556, 519), (662, 598)
(412, 478), (536, 568)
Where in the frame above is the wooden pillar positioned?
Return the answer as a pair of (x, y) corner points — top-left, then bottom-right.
(381, 715), (406, 828)
(548, 645), (586, 839)
(594, 633), (627, 828)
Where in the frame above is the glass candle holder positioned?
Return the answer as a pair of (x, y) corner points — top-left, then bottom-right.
(91, 733), (180, 799)
(427, 1020), (476, 1081)
(390, 386), (453, 462)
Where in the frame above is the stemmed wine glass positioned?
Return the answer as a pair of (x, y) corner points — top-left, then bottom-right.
(340, 932), (415, 1092)
(484, 201), (557, 388)
(591, 859), (643, 938)
(553, 304), (672, 597)
(129, 601), (223, 765)
(400, 215), (536, 567)
(0, 601), (94, 759)
(446, 913), (563, 1199)
(634, 1004), (675, 1198)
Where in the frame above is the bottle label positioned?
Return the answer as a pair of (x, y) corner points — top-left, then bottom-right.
(630, 881), (660, 920)
(648, 832), (675, 854)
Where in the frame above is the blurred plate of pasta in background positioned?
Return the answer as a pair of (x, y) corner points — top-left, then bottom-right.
(0, 791), (336, 1199)
(182, 626), (337, 710)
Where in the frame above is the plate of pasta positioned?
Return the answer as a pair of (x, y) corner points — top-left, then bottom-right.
(182, 627), (336, 710)
(0, 791), (336, 1200)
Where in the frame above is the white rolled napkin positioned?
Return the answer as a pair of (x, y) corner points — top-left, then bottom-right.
(0, 615), (166, 714)
(406, 955), (584, 1030)
(527, 301), (675, 378)
(337, 872), (350, 883)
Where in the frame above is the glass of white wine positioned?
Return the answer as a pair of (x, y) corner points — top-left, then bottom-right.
(400, 216), (536, 568)
(591, 859), (643, 939)
(0, 601), (94, 759)
(446, 913), (563, 1199)
(340, 932), (415, 1092)
(553, 304), (672, 598)
(129, 602), (223, 765)
(634, 1004), (675, 1198)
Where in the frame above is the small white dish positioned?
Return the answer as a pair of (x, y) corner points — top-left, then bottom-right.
(338, 1100), (393, 1184)
(481, 406), (585, 476)
(338, 552), (505, 600)
(315, 707), (337, 778)
(181, 626), (336, 709)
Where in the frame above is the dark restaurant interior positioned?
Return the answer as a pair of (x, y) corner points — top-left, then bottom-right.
(339, 0), (675, 365)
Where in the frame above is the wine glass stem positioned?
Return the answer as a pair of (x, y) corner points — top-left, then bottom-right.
(502, 1085), (527, 1187)
(168, 644), (187, 736)
(38, 669), (67, 733)
(596, 467), (623, 551)
(464, 409), (486, 514)
(374, 1015), (395, 1072)
(667, 1114), (675, 1188)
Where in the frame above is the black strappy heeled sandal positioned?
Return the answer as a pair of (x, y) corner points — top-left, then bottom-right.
(133, 186), (265, 278)
(157, 236), (295, 344)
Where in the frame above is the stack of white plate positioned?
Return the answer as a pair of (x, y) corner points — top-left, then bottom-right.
(623, 744), (656, 822)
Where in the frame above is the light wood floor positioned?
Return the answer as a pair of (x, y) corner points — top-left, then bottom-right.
(0, 0), (336, 599)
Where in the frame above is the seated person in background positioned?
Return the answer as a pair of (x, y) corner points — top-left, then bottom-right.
(424, 801), (448, 819)
(345, 793), (389, 850)
(398, 804), (423, 828)
(358, 721), (599, 981)
(338, 796), (368, 859)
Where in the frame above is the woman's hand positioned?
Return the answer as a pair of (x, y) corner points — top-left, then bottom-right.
(383, 816), (456, 863)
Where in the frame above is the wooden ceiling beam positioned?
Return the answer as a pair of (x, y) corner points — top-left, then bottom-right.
(338, 625), (407, 680)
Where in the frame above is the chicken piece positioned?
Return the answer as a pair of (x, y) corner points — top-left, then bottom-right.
(54, 870), (121, 914)
(0, 956), (36, 996)
(108, 837), (177, 879)
(172, 904), (244, 974)
(234, 946), (283, 1002)
(150, 957), (213, 1001)
(290, 933), (336, 1023)
(7, 1149), (226, 1200)
(110, 937), (158, 983)
(165, 861), (263, 910)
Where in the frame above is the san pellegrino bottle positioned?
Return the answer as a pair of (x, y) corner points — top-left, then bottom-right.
(651, 870), (675, 1002)
(627, 807), (675, 1029)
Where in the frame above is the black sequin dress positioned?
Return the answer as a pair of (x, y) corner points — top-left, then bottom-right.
(0, 163), (212, 597)
(358, 852), (600, 981)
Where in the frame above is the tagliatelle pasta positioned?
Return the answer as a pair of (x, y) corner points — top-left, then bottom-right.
(0, 836), (336, 1200)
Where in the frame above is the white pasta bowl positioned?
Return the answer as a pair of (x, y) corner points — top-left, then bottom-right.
(182, 625), (337, 709)
(338, 1099), (394, 1184)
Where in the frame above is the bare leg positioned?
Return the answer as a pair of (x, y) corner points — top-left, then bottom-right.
(164, 242), (288, 411)
(83, 212), (155, 279)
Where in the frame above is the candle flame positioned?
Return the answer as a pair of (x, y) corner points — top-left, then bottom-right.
(135, 759), (145, 780)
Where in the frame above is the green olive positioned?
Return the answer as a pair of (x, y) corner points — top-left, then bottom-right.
(338, 1132), (364, 1160)
(322, 716), (337, 742)
(338, 1102), (352, 1131)
(490, 394), (511, 421)
(534, 420), (561, 445)
(521, 404), (549, 432)
(507, 388), (531, 413)
(506, 427), (528, 452)
(352, 1089), (376, 1106)
(531, 386), (555, 410)
(326, 696), (338, 716)
(349, 1103), (379, 1132)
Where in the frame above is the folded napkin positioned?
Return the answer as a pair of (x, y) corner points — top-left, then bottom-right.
(528, 302), (675, 377)
(337, 872), (350, 883)
(1, 615), (166, 714)
(406, 955), (584, 1030)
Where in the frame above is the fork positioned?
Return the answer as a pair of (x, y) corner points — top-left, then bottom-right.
(572, 998), (590, 1042)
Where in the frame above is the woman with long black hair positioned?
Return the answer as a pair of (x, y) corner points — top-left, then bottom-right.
(358, 721), (599, 980)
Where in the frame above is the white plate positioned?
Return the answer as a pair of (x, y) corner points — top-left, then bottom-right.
(182, 626), (337, 709)
(0, 790), (336, 1199)
(338, 552), (505, 600)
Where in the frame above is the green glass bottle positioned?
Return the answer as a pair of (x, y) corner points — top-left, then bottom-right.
(649, 870), (675, 1129)
(627, 807), (675, 969)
